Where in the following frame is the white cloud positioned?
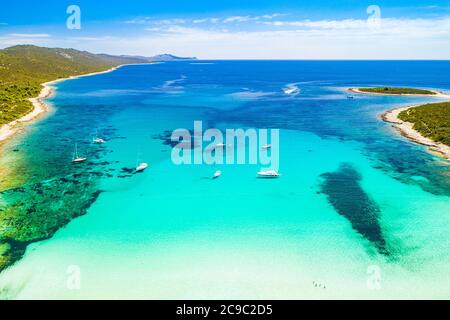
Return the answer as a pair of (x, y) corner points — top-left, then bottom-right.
(126, 13), (285, 26)
(0, 34), (53, 48)
(145, 27), (163, 32)
(193, 18), (220, 24)
(155, 19), (187, 25)
(223, 16), (253, 23)
(260, 13), (286, 19)
(118, 17), (450, 59)
(8, 33), (51, 38)
(3, 17), (450, 59)
(124, 17), (187, 25)
(264, 19), (367, 29)
(263, 17), (450, 34)
(223, 13), (284, 23)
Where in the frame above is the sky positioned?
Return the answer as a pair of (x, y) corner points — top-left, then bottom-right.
(0, 0), (450, 59)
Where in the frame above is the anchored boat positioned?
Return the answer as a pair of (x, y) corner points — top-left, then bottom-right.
(135, 163), (149, 172)
(72, 143), (87, 163)
(257, 170), (281, 178)
(213, 170), (222, 179)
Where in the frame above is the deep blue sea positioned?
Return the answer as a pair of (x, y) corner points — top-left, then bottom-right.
(0, 61), (449, 298)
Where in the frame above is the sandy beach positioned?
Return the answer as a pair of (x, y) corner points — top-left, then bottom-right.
(381, 107), (450, 160)
(0, 65), (123, 144)
(348, 87), (450, 98)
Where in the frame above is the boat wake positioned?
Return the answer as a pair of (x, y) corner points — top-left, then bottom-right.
(229, 89), (276, 100)
(156, 75), (187, 93)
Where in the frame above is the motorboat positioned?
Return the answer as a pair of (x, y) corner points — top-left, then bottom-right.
(135, 163), (149, 172)
(257, 170), (281, 178)
(93, 137), (106, 144)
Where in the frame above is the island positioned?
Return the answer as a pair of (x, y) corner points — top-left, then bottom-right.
(349, 87), (438, 96)
(382, 102), (450, 159)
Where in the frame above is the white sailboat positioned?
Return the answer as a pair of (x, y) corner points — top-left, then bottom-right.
(135, 162), (149, 172)
(72, 143), (87, 163)
(135, 151), (149, 172)
(213, 170), (222, 179)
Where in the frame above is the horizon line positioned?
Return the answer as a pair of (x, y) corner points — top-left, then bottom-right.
(2, 44), (450, 62)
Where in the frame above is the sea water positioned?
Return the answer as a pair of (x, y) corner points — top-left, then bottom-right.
(0, 61), (449, 299)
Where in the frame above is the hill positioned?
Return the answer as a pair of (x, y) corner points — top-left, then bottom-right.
(121, 53), (197, 61)
(398, 102), (450, 146)
(0, 45), (145, 126)
(148, 53), (197, 61)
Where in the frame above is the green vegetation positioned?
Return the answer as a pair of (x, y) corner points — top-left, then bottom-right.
(0, 45), (144, 126)
(0, 45), (148, 271)
(358, 87), (436, 95)
(398, 102), (450, 146)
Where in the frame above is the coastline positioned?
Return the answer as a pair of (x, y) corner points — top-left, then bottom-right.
(348, 87), (450, 98)
(0, 65), (124, 144)
(381, 107), (450, 160)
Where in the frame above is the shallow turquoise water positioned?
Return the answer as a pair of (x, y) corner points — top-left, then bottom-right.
(0, 61), (449, 299)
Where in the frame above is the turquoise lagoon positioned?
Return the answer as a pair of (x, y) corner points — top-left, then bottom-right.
(0, 61), (449, 299)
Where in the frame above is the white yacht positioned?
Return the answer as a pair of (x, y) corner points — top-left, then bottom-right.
(257, 170), (281, 178)
(93, 137), (106, 144)
(261, 144), (272, 150)
(283, 85), (300, 95)
(135, 163), (149, 172)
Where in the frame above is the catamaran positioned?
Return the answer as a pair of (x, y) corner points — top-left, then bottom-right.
(72, 143), (87, 163)
(257, 170), (281, 178)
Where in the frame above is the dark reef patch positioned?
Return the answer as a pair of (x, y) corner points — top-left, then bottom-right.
(0, 118), (117, 271)
(0, 178), (102, 272)
(320, 163), (389, 255)
(153, 129), (199, 149)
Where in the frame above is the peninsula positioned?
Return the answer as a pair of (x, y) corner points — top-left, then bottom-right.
(382, 102), (450, 159)
(0, 45), (198, 144)
(0, 45), (196, 272)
